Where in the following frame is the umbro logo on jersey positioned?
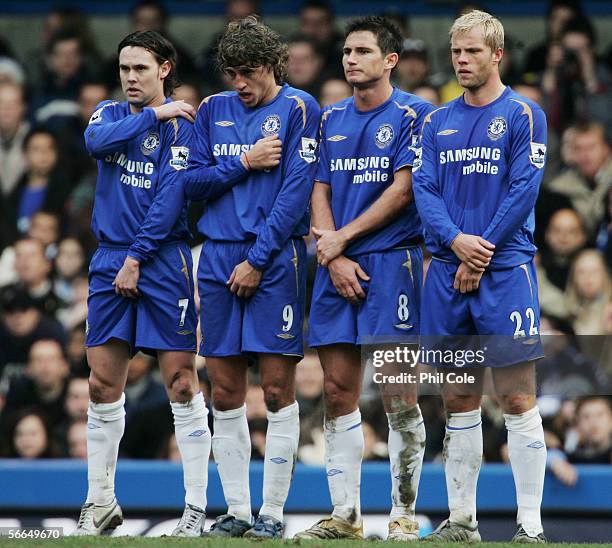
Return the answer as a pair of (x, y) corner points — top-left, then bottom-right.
(394, 323), (413, 330)
(276, 333), (295, 340)
(437, 129), (459, 136)
(177, 329), (193, 335)
(327, 135), (347, 142)
(215, 120), (235, 127)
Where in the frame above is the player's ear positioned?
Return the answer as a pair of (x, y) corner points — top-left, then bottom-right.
(493, 47), (503, 65)
(385, 52), (399, 71)
(158, 59), (171, 80)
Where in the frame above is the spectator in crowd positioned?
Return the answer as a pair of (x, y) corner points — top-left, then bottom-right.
(298, 0), (344, 79)
(0, 287), (65, 392)
(537, 209), (587, 318)
(172, 81), (201, 110)
(56, 274), (88, 331)
(2, 408), (58, 459)
(66, 418), (88, 459)
(413, 85), (441, 106)
(245, 383), (267, 422)
(542, 16), (612, 135)
(547, 122), (612, 239)
(53, 237), (86, 304)
(362, 421), (387, 461)
(0, 82), (29, 197)
(295, 351), (324, 419)
(5, 129), (69, 243)
(319, 78), (352, 108)
(395, 39), (429, 92)
(64, 376), (89, 422)
(11, 237), (61, 317)
(31, 30), (95, 126)
(524, 0), (582, 76)
(65, 322), (87, 376)
(196, 0), (258, 95)
(28, 211), (61, 255)
(0, 339), (70, 438)
(567, 396), (612, 463)
(286, 35), (324, 99)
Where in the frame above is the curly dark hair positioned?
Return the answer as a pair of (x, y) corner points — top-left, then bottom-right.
(117, 30), (179, 96)
(217, 16), (288, 84)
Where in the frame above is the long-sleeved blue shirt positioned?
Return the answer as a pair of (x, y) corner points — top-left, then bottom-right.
(85, 99), (191, 263)
(315, 87), (433, 256)
(184, 84), (320, 270)
(412, 86), (547, 269)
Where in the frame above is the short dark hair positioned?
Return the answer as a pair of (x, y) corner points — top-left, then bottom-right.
(344, 16), (403, 56)
(217, 16), (289, 84)
(117, 30), (179, 96)
(300, 0), (334, 19)
(23, 127), (57, 152)
(130, 0), (168, 25)
(46, 28), (81, 55)
(561, 15), (597, 46)
(576, 396), (612, 417)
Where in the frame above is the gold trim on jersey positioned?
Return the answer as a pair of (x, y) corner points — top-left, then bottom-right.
(199, 92), (231, 108)
(402, 250), (415, 287)
(393, 101), (417, 119)
(291, 240), (299, 296)
(419, 106), (448, 138)
(510, 99), (534, 142)
(519, 263), (534, 300)
(178, 247), (191, 287)
(286, 95), (307, 129)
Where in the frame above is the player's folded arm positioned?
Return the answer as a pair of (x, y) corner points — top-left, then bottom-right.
(85, 101), (158, 159)
(183, 99), (249, 201)
(246, 97), (320, 271)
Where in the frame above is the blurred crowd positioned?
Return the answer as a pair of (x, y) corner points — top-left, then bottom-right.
(0, 0), (610, 486)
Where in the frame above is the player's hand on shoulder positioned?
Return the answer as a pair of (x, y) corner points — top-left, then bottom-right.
(152, 100), (196, 123)
(453, 262), (483, 294)
(227, 259), (263, 298)
(450, 233), (495, 271)
(312, 226), (348, 266)
(327, 255), (370, 305)
(242, 135), (282, 170)
(113, 256), (141, 298)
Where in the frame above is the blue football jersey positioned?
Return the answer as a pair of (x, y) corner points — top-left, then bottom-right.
(185, 84), (320, 270)
(85, 99), (191, 262)
(412, 86), (547, 269)
(316, 87), (434, 256)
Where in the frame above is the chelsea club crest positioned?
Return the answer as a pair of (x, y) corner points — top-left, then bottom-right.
(141, 131), (160, 155)
(487, 117), (507, 141)
(261, 114), (281, 136)
(375, 124), (394, 149)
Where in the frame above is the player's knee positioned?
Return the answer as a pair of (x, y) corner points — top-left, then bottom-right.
(501, 394), (533, 415)
(89, 374), (118, 403)
(262, 385), (285, 413)
(169, 372), (194, 403)
(211, 384), (243, 411)
(324, 378), (356, 416)
(444, 395), (479, 414)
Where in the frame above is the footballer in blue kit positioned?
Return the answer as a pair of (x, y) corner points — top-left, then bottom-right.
(74, 31), (211, 538)
(412, 11), (547, 543)
(296, 17), (433, 542)
(184, 17), (318, 539)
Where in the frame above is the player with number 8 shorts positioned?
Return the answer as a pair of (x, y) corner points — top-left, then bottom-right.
(184, 16), (319, 540)
(295, 16), (434, 542)
(413, 10), (548, 544)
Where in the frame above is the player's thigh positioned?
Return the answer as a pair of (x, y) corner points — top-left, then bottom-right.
(357, 247), (423, 344)
(197, 240), (245, 357)
(473, 262), (544, 367)
(259, 354), (298, 411)
(308, 264), (358, 347)
(136, 243), (197, 353)
(86, 247), (136, 349)
(86, 338), (131, 403)
(206, 356), (249, 411)
(243, 239), (306, 356)
(492, 360), (537, 414)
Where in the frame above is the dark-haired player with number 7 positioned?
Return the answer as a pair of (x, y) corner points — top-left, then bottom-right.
(413, 10), (547, 543)
(73, 31), (211, 538)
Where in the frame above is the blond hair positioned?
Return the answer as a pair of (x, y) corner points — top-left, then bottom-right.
(449, 10), (504, 52)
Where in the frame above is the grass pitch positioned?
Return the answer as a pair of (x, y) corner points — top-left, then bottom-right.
(0, 539), (609, 548)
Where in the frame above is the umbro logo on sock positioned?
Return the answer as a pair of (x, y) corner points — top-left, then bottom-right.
(327, 468), (343, 476)
(87, 423), (101, 429)
(270, 457), (288, 464)
(527, 441), (545, 449)
(188, 429), (207, 437)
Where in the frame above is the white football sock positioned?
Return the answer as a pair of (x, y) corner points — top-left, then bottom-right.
(445, 408), (482, 527)
(86, 394), (125, 506)
(259, 401), (299, 522)
(212, 404), (251, 522)
(325, 409), (364, 525)
(171, 392), (211, 510)
(387, 404), (426, 520)
(505, 406), (546, 536)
